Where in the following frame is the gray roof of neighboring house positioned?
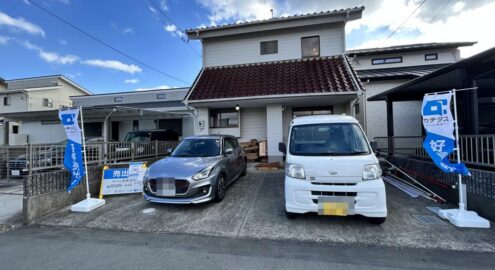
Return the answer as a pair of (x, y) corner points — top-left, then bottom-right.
(186, 6), (364, 39)
(4, 74), (91, 95)
(356, 64), (449, 81)
(347, 42), (476, 56)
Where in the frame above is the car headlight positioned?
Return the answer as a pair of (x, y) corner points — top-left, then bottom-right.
(286, 163), (306, 179)
(142, 168), (150, 184)
(363, 164), (382, 180)
(192, 166), (214, 181)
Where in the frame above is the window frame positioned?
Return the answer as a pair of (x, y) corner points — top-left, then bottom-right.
(42, 98), (53, 108)
(260, 40), (278, 55)
(371, 56), (403, 65)
(301, 36), (320, 58)
(3, 96), (11, 106)
(425, 53), (438, 61)
(156, 93), (166, 99)
(114, 96), (123, 103)
(209, 108), (239, 128)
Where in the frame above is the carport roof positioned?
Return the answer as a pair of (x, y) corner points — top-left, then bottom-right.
(185, 55), (363, 102)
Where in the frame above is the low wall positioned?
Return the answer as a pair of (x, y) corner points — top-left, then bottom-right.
(23, 157), (162, 225)
(385, 155), (495, 221)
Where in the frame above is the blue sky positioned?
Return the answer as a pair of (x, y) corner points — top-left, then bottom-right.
(0, 0), (493, 94)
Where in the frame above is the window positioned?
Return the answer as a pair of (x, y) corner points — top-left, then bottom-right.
(42, 98), (53, 108)
(156, 93), (166, 99)
(133, 120), (139, 131)
(209, 108), (239, 128)
(293, 106), (333, 118)
(425, 53), (438, 61)
(260, 40), (278, 55)
(114, 96), (123, 102)
(12, 125), (19, 134)
(371, 57), (402, 65)
(3, 96), (10, 106)
(223, 138), (235, 152)
(301, 36), (320, 58)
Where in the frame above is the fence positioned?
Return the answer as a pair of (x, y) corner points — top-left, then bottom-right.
(375, 135), (495, 169)
(0, 140), (178, 180)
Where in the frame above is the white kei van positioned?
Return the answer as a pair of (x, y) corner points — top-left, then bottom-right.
(279, 115), (387, 224)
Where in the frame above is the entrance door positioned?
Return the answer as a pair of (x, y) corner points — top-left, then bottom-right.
(111, 121), (119, 141)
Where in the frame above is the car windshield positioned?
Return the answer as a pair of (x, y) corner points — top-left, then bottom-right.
(171, 139), (221, 157)
(289, 123), (370, 156)
(124, 132), (151, 142)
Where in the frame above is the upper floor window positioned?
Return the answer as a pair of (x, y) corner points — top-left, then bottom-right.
(425, 53), (438, 61)
(156, 93), (166, 99)
(301, 36), (320, 58)
(260, 40), (278, 55)
(371, 57), (402, 65)
(114, 96), (123, 102)
(210, 108), (239, 128)
(3, 96), (10, 106)
(42, 98), (53, 108)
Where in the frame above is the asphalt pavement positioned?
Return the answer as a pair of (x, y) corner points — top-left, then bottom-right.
(0, 226), (493, 270)
(38, 168), (495, 252)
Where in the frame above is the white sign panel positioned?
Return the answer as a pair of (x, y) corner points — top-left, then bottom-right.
(100, 162), (147, 196)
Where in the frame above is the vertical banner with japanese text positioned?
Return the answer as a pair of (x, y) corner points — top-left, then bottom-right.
(59, 108), (86, 192)
(421, 92), (470, 176)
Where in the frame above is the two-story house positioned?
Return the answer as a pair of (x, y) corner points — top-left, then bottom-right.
(184, 7), (365, 162)
(347, 42), (476, 140)
(0, 75), (91, 145)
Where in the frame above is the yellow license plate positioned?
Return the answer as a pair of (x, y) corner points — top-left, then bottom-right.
(318, 202), (349, 216)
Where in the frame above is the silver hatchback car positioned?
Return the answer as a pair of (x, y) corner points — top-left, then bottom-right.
(143, 135), (247, 204)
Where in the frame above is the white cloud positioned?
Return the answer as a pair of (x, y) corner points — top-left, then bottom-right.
(124, 78), (140, 84)
(148, 6), (158, 15)
(452, 1), (466, 13)
(22, 40), (79, 64)
(0, 11), (45, 37)
(160, 0), (168, 11)
(66, 72), (82, 79)
(123, 27), (135, 34)
(135, 85), (171, 91)
(0, 35), (11, 45)
(198, 0), (275, 25)
(82, 59), (142, 74)
(164, 24), (185, 38)
(60, 39), (67, 45)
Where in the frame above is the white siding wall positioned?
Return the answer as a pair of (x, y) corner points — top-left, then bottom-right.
(21, 122), (66, 144)
(0, 93), (28, 113)
(195, 107), (210, 135)
(203, 23), (345, 67)
(182, 116), (195, 138)
(364, 80), (423, 140)
(282, 107), (293, 143)
(266, 104), (283, 162)
(352, 48), (460, 70)
(239, 108), (266, 142)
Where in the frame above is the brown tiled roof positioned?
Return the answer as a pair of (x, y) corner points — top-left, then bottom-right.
(187, 56), (363, 101)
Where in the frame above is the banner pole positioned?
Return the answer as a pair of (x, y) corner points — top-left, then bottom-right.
(451, 89), (466, 211)
(79, 106), (91, 200)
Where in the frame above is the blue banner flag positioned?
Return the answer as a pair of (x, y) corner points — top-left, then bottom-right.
(59, 108), (86, 192)
(422, 92), (470, 176)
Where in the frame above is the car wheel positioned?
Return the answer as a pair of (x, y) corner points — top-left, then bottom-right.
(213, 174), (226, 203)
(240, 160), (247, 177)
(367, 217), (386, 225)
(285, 210), (297, 219)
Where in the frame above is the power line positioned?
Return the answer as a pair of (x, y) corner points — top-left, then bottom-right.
(412, 0), (451, 42)
(140, 0), (201, 57)
(382, 0), (427, 44)
(27, 0), (190, 85)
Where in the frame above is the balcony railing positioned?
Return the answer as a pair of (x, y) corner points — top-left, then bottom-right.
(375, 135), (495, 169)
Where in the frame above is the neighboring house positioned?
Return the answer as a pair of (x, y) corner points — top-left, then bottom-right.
(71, 87), (194, 141)
(185, 7), (365, 161)
(0, 75), (91, 145)
(347, 42), (476, 140)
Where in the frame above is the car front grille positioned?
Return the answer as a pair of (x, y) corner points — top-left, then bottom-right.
(311, 191), (357, 197)
(148, 178), (190, 195)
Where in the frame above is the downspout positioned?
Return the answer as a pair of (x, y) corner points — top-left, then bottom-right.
(342, 54), (366, 131)
(103, 107), (116, 143)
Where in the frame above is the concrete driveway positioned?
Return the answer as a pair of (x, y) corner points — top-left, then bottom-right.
(0, 181), (23, 231)
(38, 168), (495, 252)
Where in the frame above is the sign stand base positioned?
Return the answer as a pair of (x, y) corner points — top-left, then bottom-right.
(438, 208), (490, 228)
(71, 195), (105, 212)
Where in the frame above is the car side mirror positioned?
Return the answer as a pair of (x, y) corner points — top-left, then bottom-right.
(278, 142), (286, 153)
(166, 148), (174, 154)
(224, 148), (234, 155)
(369, 141), (378, 153)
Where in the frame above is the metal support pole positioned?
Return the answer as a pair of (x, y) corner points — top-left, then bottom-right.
(452, 90), (466, 211)
(79, 106), (91, 200)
